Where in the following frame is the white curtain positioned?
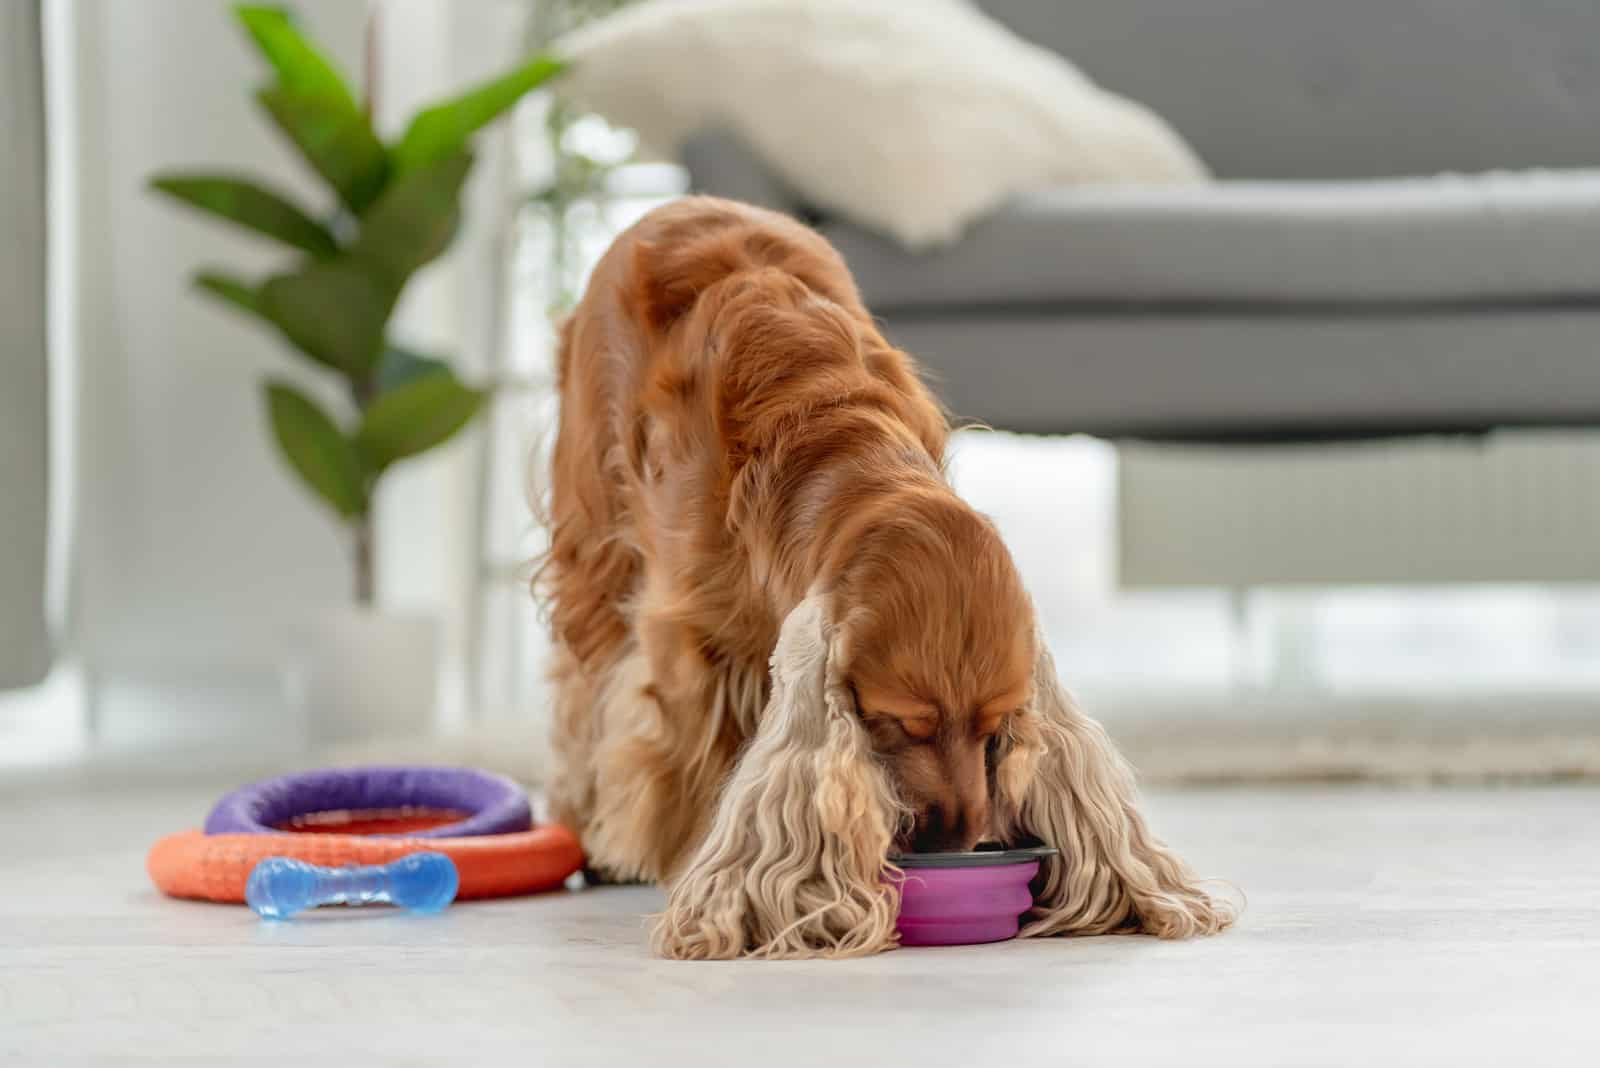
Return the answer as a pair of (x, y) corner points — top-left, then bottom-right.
(1, 0), (51, 689)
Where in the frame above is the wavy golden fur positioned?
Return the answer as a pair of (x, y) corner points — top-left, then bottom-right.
(539, 197), (1236, 958)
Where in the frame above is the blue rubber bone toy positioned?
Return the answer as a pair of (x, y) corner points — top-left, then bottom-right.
(245, 852), (459, 919)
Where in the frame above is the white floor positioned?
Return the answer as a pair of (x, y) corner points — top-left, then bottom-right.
(4, 781), (1598, 1067)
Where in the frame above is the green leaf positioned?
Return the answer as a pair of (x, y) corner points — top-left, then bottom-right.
(150, 173), (338, 257)
(263, 380), (368, 517)
(391, 54), (565, 177)
(260, 260), (393, 375)
(356, 372), (486, 471)
(258, 86), (389, 215)
(376, 346), (453, 392)
(234, 5), (359, 112)
(350, 152), (473, 291)
(194, 270), (269, 319)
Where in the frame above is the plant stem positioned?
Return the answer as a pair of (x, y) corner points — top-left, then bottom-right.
(363, 2), (380, 119)
(352, 374), (378, 411)
(353, 513), (376, 608)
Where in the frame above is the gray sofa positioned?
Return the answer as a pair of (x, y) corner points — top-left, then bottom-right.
(681, 0), (1600, 439)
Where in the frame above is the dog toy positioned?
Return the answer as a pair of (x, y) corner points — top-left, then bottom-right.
(246, 852), (459, 919)
(149, 825), (580, 902)
(204, 765), (532, 838)
(147, 764), (585, 905)
(889, 846), (1058, 946)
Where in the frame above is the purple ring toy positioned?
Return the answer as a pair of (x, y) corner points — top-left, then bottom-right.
(203, 765), (533, 840)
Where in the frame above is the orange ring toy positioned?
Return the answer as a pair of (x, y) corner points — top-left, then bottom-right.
(148, 824), (584, 904)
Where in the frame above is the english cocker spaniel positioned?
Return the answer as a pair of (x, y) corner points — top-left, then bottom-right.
(539, 197), (1236, 958)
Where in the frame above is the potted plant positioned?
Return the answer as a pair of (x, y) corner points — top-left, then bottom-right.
(150, 4), (563, 741)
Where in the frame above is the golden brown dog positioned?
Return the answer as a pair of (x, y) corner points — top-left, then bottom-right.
(539, 196), (1234, 958)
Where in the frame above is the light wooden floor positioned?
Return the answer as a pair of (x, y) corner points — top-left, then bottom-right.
(4, 780), (1598, 1066)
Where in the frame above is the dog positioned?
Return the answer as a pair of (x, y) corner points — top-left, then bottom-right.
(539, 196), (1235, 958)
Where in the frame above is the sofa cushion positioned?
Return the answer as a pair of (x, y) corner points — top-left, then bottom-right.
(822, 171), (1600, 310)
(560, 0), (1207, 248)
(882, 308), (1600, 438)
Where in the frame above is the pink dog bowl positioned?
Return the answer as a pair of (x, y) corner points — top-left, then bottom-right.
(889, 846), (1058, 947)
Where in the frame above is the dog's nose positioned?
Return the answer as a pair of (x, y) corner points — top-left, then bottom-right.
(913, 800), (988, 852)
(911, 809), (953, 852)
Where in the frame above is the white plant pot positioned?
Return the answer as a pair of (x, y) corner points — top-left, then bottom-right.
(286, 608), (440, 746)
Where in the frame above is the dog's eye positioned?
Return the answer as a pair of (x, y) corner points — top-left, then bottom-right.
(857, 711), (933, 751)
(853, 684), (939, 742)
(895, 714), (938, 742)
(975, 707), (1016, 739)
(860, 708), (936, 742)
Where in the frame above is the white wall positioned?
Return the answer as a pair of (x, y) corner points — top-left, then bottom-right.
(59, 2), (388, 743)
(372, 0), (530, 730)
(58, 0), (531, 747)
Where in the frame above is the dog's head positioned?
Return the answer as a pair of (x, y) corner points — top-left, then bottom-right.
(653, 534), (1238, 958)
(831, 493), (1035, 852)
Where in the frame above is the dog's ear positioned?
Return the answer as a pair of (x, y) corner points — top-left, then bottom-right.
(995, 639), (1238, 939)
(630, 234), (743, 336)
(652, 594), (905, 959)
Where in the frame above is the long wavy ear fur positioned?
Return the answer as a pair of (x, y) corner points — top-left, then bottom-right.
(996, 639), (1238, 939)
(652, 595), (905, 959)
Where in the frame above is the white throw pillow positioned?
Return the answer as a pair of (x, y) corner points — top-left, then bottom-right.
(557, 0), (1208, 247)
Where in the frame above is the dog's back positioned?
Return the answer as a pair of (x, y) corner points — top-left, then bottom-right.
(541, 197), (950, 878)
(544, 198), (945, 664)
